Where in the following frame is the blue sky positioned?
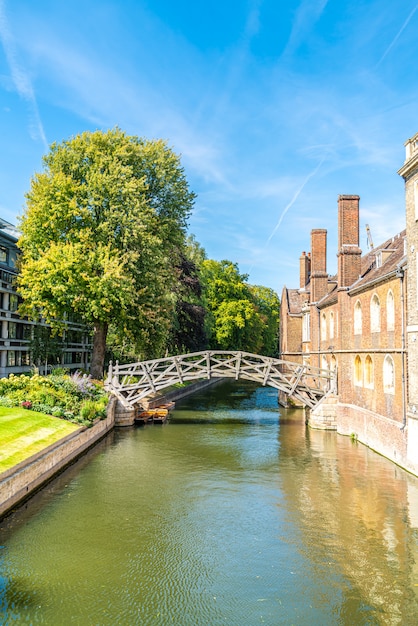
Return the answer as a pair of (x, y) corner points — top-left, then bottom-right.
(0, 0), (417, 294)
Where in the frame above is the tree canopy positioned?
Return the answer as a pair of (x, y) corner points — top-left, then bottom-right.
(200, 259), (280, 355)
(17, 128), (195, 378)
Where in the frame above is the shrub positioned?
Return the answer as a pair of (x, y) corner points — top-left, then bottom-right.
(31, 403), (52, 414)
(0, 396), (15, 408)
(51, 406), (65, 417)
(79, 398), (107, 422)
(0, 372), (109, 424)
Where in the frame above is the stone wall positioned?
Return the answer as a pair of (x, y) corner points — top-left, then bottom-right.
(336, 402), (415, 473)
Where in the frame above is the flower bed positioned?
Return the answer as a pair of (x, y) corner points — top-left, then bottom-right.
(0, 370), (109, 427)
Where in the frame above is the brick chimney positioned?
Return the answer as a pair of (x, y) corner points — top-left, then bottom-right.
(310, 229), (328, 302)
(337, 195), (362, 288)
(299, 251), (311, 289)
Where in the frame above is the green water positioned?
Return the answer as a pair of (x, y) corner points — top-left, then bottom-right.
(1, 380), (418, 625)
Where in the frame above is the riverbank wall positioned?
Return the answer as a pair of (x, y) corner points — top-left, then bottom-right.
(0, 379), (223, 518)
(0, 399), (117, 519)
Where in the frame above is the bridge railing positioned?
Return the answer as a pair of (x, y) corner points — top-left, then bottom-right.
(105, 351), (337, 410)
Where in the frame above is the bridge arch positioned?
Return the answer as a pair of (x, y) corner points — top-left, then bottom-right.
(105, 351), (336, 410)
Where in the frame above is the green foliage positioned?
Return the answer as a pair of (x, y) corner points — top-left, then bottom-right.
(248, 285), (281, 356)
(167, 251), (207, 354)
(30, 325), (63, 373)
(0, 372), (108, 424)
(17, 128), (195, 377)
(200, 259), (280, 355)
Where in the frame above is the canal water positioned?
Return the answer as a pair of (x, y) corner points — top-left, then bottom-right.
(1, 380), (418, 625)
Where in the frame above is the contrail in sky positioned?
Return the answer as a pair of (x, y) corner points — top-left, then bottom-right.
(247, 154), (326, 277)
(0, 0), (48, 150)
(377, 4), (418, 67)
(265, 154), (326, 247)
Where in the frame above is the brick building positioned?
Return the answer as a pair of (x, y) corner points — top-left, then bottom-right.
(280, 132), (418, 477)
(0, 218), (91, 376)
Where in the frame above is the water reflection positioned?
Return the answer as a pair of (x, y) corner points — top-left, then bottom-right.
(277, 410), (418, 624)
(0, 380), (417, 625)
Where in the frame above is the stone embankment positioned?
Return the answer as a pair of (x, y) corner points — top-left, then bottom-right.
(0, 379), (222, 519)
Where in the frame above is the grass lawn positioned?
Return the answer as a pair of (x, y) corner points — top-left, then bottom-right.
(0, 406), (80, 474)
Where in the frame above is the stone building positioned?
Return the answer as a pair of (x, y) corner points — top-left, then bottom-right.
(0, 218), (91, 376)
(280, 133), (418, 477)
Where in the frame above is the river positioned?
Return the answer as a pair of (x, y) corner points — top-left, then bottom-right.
(1, 380), (418, 625)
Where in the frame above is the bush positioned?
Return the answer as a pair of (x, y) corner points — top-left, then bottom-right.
(0, 372), (109, 424)
(79, 397), (108, 422)
(0, 396), (15, 408)
(51, 406), (65, 417)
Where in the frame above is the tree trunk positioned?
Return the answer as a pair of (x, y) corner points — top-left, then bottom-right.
(90, 321), (108, 379)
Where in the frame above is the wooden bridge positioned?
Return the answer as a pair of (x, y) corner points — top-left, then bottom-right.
(105, 351), (336, 410)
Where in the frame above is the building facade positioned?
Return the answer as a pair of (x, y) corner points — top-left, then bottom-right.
(0, 219), (91, 377)
(280, 133), (418, 477)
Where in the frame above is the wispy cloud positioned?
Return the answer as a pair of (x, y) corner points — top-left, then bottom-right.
(0, 0), (47, 149)
(282, 0), (330, 57)
(376, 4), (418, 66)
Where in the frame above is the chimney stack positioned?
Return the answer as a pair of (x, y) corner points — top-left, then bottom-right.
(337, 195), (361, 288)
(299, 251), (310, 289)
(310, 229), (328, 302)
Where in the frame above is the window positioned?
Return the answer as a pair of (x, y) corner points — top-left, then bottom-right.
(20, 352), (30, 366)
(387, 290), (395, 331)
(354, 300), (362, 335)
(302, 312), (310, 342)
(321, 313), (327, 340)
(7, 351), (15, 367)
(354, 355), (362, 386)
(383, 355), (395, 393)
(365, 355), (374, 388)
(9, 294), (18, 312)
(329, 312), (334, 340)
(22, 325), (32, 340)
(370, 294), (380, 332)
(0, 246), (7, 263)
(8, 322), (16, 339)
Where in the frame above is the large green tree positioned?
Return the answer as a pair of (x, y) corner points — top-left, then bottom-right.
(17, 128), (195, 378)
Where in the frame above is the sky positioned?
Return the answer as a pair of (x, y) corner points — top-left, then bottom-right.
(0, 0), (417, 295)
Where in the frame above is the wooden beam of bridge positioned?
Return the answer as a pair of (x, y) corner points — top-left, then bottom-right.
(105, 351), (336, 410)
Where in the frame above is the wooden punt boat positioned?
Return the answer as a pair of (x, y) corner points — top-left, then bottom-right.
(135, 401), (175, 425)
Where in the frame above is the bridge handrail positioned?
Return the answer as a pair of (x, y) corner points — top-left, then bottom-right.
(105, 350), (337, 410)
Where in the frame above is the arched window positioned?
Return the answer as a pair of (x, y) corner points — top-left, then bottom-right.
(387, 290), (395, 331)
(370, 294), (381, 333)
(354, 300), (362, 335)
(329, 312), (334, 340)
(354, 355), (362, 386)
(302, 312), (310, 342)
(383, 355), (395, 393)
(364, 355), (373, 388)
(321, 313), (327, 341)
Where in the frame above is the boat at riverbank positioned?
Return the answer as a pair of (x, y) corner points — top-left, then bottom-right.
(135, 402), (175, 425)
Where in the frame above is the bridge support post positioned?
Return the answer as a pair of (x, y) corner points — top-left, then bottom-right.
(114, 400), (136, 427)
(307, 394), (338, 430)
